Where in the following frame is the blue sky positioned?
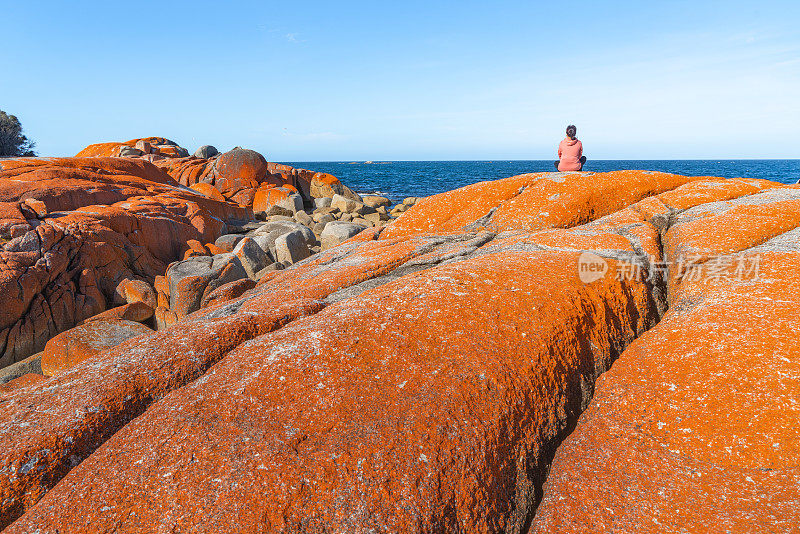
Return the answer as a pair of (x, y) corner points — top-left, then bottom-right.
(2, 0), (799, 160)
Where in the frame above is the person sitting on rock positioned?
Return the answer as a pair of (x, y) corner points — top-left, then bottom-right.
(555, 125), (587, 171)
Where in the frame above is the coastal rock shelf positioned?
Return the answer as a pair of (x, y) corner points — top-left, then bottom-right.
(1, 168), (798, 532)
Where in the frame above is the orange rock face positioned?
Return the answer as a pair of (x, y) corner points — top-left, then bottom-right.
(531, 184), (800, 533)
(75, 137), (187, 158)
(0, 156), (249, 367)
(2, 170), (798, 532)
(75, 138), (356, 209)
(40, 319), (152, 376)
(0, 373), (45, 394)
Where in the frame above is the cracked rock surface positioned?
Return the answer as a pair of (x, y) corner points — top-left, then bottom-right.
(2, 170), (799, 532)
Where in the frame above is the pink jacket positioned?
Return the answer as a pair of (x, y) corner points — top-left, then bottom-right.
(557, 137), (583, 171)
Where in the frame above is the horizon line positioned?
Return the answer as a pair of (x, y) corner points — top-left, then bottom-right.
(281, 158), (800, 163)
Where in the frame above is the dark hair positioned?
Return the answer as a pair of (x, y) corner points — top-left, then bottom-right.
(566, 125), (577, 139)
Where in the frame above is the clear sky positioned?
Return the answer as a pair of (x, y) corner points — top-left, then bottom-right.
(3, 0), (799, 160)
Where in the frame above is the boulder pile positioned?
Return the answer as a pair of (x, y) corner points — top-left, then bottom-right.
(0, 140), (403, 378)
(2, 169), (796, 532)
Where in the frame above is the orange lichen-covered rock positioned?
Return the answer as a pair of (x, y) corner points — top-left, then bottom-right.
(153, 275), (169, 308)
(114, 279), (158, 309)
(75, 137), (186, 158)
(110, 141), (355, 208)
(211, 148), (268, 202)
(206, 243), (225, 255)
(185, 239), (209, 256)
(309, 171), (360, 200)
(199, 277), (256, 309)
(4, 171), (800, 532)
(154, 306), (178, 331)
(40, 320), (152, 376)
(152, 147), (270, 207)
(189, 182), (225, 202)
(382, 170), (702, 240)
(0, 373), (45, 395)
(0, 298), (325, 528)
(252, 185), (292, 213)
(532, 248), (800, 531)
(2, 236), (662, 532)
(83, 302), (155, 324)
(0, 157), (249, 366)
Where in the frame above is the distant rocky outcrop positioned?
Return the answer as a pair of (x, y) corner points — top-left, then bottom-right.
(75, 137), (361, 209)
(1, 169), (797, 532)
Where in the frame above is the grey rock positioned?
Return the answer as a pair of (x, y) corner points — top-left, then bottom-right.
(233, 237), (271, 279)
(194, 145), (219, 158)
(265, 214), (294, 222)
(275, 230), (311, 265)
(403, 197), (418, 206)
(313, 207), (340, 218)
(134, 140), (152, 153)
(313, 213), (335, 225)
(251, 221), (316, 247)
(250, 230), (292, 260)
(353, 204), (376, 216)
(332, 194), (364, 213)
(362, 195), (391, 209)
(166, 255), (247, 314)
(313, 221), (328, 236)
(118, 146), (144, 158)
(254, 264), (280, 280)
(0, 351), (43, 385)
(320, 221), (367, 250)
(314, 197), (332, 209)
(391, 204), (409, 216)
(280, 193), (304, 214)
(362, 212), (383, 225)
(261, 205), (294, 218)
(294, 210), (313, 226)
(166, 256), (213, 306)
(201, 253), (251, 298)
(6, 231), (40, 253)
(215, 234), (244, 253)
(251, 221), (300, 236)
(225, 221), (263, 234)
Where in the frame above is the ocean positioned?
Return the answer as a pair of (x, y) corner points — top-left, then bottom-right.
(286, 160), (800, 202)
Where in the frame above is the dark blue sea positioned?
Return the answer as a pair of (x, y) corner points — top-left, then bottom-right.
(286, 160), (800, 202)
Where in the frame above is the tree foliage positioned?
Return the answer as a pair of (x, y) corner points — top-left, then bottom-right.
(0, 110), (36, 157)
